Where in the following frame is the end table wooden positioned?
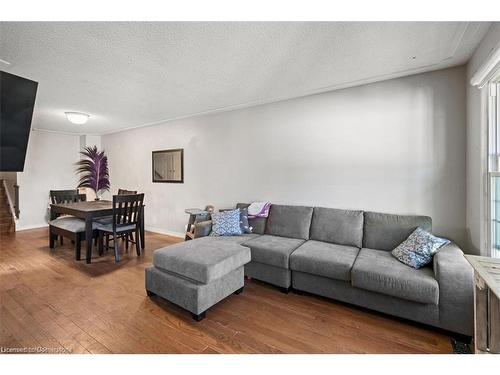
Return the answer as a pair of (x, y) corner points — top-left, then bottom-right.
(465, 255), (500, 354)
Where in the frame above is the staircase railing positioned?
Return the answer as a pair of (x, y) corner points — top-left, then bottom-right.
(14, 184), (19, 219)
(2, 179), (19, 220)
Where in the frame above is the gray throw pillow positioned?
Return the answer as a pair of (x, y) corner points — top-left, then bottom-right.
(392, 227), (450, 269)
(239, 207), (252, 234)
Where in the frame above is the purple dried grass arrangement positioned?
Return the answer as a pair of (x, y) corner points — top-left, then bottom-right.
(75, 146), (110, 196)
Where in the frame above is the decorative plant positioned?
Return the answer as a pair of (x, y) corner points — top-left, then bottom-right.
(75, 146), (110, 200)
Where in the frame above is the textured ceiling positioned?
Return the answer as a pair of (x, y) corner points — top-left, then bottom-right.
(0, 22), (491, 135)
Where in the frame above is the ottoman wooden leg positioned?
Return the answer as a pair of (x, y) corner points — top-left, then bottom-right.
(234, 287), (244, 295)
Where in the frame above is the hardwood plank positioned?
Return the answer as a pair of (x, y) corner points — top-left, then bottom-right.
(0, 318), (21, 348)
(0, 228), (453, 353)
(201, 346), (220, 354)
(240, 282), (449, 353)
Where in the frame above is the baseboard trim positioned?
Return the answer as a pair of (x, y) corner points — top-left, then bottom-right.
(145, 226), (184, 239)
(15, 223), (184, 238)
(16, 223), (49, 231)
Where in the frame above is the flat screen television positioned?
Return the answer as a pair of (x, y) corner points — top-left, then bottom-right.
(0, 71), (38, 171)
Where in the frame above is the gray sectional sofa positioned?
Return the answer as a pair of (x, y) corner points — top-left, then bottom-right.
(188, 203), (474, 336)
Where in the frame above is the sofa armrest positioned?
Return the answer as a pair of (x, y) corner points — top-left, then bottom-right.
(193, 220), (212, 238)
(433, 242), (474, 336)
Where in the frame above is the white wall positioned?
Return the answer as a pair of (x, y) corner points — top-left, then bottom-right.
(16, 130), (81, 230)
(102, 66), (467, 246)
(466, 23), (500, 255)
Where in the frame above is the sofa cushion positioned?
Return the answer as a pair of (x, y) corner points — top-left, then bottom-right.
(265, 204), (313, 240)
(351, 248), (439, 305)
(237, 203), (267, 234)
(206, 233), (260, 246)
(290, 240), (359, 281)
(95, 222), (136, 233)
(248, 217), (267, 234)
(310, 207), (363, 248)
(242, 234), (305, 268)
(153, 236), (251, 284)
(363, 211), (432, 251)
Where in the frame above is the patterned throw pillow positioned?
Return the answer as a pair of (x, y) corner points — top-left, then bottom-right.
(210, 209), (243, 236)
(392, 227), (450, 269)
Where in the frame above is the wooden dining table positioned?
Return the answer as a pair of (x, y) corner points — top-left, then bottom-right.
(50, 200), (145, 264)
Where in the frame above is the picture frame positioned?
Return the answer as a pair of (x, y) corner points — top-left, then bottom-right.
(152, 148), (184, 183)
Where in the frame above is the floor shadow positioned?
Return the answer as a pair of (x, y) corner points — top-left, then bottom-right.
(39, 239), (141, 277)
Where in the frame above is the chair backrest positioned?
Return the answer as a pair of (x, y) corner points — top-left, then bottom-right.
(112, 193), (144, 231)
(50, 190), (87, 204)
(118, 188), (137, 195)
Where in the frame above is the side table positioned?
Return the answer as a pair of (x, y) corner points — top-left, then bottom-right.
(184, 208), (210, 241)
(465, 255), (500, 354)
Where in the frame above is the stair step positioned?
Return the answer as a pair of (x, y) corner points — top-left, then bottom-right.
(0, 188), (14, 232)
(0, 224), (14, 232)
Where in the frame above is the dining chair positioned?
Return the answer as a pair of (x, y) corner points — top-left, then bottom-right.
(49, 189), (86, 245)
(119, 189), (137, 244)
(49, 192), (97, 261)
(101, 188), (139, 248)
(118, 188), (137, 195)
(50, 189), (82, 220)
(96, 193), (144, 263)
(50, 189), (82, 205)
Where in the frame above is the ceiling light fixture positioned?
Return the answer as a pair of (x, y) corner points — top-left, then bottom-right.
(65, 111), (90, 125)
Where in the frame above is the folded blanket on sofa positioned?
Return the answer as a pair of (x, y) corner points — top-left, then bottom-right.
(248, 202), (271, 218)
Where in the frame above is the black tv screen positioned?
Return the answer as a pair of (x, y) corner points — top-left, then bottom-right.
(0, 71), (38, 171)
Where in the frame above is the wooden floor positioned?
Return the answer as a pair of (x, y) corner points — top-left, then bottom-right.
(0, 228), (454, 354)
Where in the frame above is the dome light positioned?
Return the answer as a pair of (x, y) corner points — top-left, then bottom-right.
(65, 111), (90, 124)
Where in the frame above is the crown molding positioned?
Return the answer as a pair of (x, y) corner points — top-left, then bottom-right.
(444, 22), (469, 61)
(471, 40), (500, 88)
(31, 127), (101, 137)
(100, 62), (459, 136)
